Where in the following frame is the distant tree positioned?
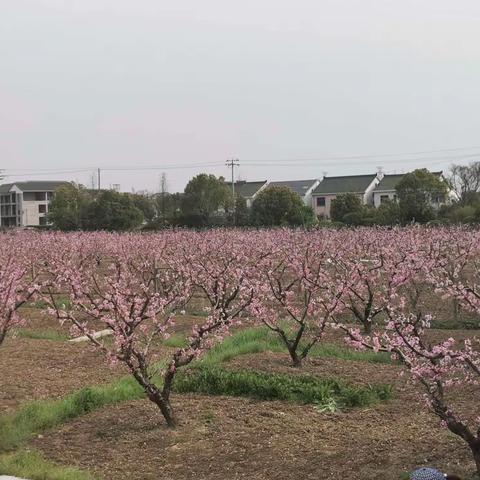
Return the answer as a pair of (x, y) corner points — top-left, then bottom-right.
(396, 169), (448, 223)
(48, 183), (92, 231)
(129, 193), (156, 222)
(229, 194), (250, 226)
(373, 200), (401, 225)
(330, 193), (363, 223)
(250, 186), (309, 227)
(450, 162), (480, 205)
(85, 190), (143, 231)
(182, 174), (231, 227)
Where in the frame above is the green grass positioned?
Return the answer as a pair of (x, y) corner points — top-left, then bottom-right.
(174, 365), (393, 409)
(16, 329), (69, 341)
(201, 327), (391, 365)
(162, 334), (188, 348)
(29, 296), (73, 311)
(0, 450), (94, 480)
(0, 377), (144, 451)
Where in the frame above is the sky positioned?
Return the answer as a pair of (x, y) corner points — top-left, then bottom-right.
(1, 0), (480, 193)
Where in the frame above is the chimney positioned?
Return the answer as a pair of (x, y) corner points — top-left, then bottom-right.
(376, 166), (384, 181)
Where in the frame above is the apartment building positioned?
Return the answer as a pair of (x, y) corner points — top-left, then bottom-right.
(0, 181), (68, 227)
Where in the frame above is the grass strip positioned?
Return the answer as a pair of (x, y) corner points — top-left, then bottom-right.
(0, 376), (143, 451)
(0, 450), (94, 480)
(174, 365), (393, 409)
(200, 327), (391, 366)
(16, 329), (70, 341)
(0, 364), (393, 451)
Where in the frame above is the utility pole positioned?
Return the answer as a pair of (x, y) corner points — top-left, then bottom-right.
(226, 158), (240, 225)
(226, 158), (240, 199)
(97, 168), (101, 191)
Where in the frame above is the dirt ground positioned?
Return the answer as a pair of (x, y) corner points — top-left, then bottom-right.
(0, 310), (207, 412)
(30, 392), (472, 480)
(0, 336), (123, 412)
(2, 309), (479, 479)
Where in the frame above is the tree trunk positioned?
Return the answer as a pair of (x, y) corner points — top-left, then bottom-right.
(470, 442), (480, 476)
(149, 391), (177, 428)
(453, 298), (460, 322)
(289, 349), (303, 368)
(363, 320), (372, 335)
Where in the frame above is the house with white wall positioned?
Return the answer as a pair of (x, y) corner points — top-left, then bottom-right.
(0, 181), (69, 227)
(311, 174), (380, 219)
(372, 171), (449, 208)
(268, 179), (321, 207)
(230, 180), (268, 207)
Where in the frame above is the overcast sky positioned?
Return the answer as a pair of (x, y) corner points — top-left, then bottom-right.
(1, 0), (480, 193)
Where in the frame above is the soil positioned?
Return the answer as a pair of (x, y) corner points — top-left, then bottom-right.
(3, 311), (479, 479)
(30, 392), (472, 480)
(28, 347), (478, 480)
(0, 336), (123, 412)
(0, 311), (205, 412)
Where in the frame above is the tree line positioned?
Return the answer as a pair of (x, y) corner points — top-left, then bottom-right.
(48, 174), (317, 231)
(48, 162), (480, 231)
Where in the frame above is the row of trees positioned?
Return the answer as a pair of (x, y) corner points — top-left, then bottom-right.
(1, 228), (480, 472)
(48, 174), (316, 231)
(47, 162), (480, 231)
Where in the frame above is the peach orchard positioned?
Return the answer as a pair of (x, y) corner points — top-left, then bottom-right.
(1, 227), (480, 472)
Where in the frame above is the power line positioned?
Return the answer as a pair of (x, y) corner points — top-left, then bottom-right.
(241, 153), (480, 168)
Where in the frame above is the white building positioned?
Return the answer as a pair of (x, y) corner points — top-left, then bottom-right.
(372, 171), (448, 208)
(311, 174), (380, 219)
(268, 179), (321, 207)
(0, 181), (69, 227)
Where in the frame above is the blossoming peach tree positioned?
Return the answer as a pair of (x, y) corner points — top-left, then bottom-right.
(41, 231), (260, 427)
(341, 232), (480, 474)
(0, 233), (40, 347)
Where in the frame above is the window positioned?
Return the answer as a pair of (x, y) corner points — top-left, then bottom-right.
(316, 197), (326, 207)
(380, 195), (389, 204)
(39, 216), (47, 226)
(38, 204), (47, 214)
(34, 192), (46, 201)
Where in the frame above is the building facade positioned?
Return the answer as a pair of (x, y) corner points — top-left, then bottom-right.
(372, 172), (447, 208)
(0, 181), (68, 227)
(311, 174), (380, 219)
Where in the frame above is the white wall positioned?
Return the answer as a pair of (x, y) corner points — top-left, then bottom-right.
(373, 191), (396, 208)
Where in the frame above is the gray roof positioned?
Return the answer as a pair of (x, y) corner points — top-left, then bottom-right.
(313, 174), (377, 195)
(0, 181), (70, 193)
(373, 171), (443, 192)
(268, 179), (318, 197)
(228, 181), (267, 198)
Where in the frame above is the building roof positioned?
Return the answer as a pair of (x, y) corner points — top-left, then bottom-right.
(268, 179), (319, 197)
(373, 171), (443, 192)
(0, 181), (69, 194)
(229, 181), (267, 198)
(312, 174), (378, 195)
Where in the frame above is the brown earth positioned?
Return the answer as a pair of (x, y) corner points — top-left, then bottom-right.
(0, 310), (206, 412)
(0, 336), (123, 412)
(3, 309), (479, 479)
(30, 391), (472, 480)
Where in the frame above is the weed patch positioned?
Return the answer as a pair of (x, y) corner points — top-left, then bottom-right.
(174, 366), (393, 409)
(0, 450), (94, 480)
